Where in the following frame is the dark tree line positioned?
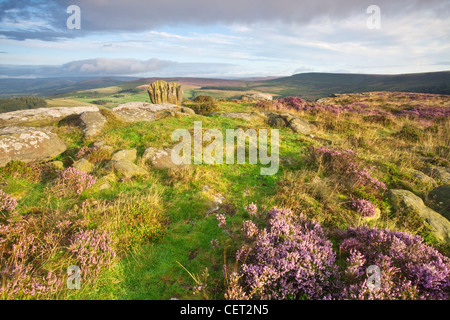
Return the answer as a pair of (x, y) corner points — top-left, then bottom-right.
(0, 97), (47, 113)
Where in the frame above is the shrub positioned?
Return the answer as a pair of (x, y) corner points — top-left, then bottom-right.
(0, 209), (116, 299)
(53, 167), (97, 196)
(68, 229), (116, 284)
(0, 161), (41, 182)
(337, 226), (450, 300)
(184, 100), (218, 115)
(0, 189), (17, 213)
(225, 205), (450, 300)
(397, 124), (422, 142)
(194, 95), (215, 103)
(225, 206), (340, 300)
(350, 198), (378, 217)
(308, 146), (386, 194)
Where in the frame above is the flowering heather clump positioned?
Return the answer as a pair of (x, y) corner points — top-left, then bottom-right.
(68, 229), (116, 284)
(226, 206), (450, 300)
(309, 146), (386, 192)
(241, 220), (259, 239)
(338, 226), (450, 300)
(244, 203), (258, 217)
(0, 211), (76, 298)
(56, 167), (97, 195)
(216, 213), (226, 228)
(350, 198), (378, 217)
(75, 146), (99, 159)
(0, 189), (17, 213)
(226, 208), (340, 300)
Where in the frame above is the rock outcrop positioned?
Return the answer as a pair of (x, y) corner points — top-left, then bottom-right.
(105, 149), (147, 179)
(0, 126), (67, 167)
(428, 185), (450, 220)
(265, 112), (316, 134)
(424, 166), (450, 184)
(0, 106), (98, 128)
(79, 111), (107, 139)
(143, 147), (182, 169)
(387, 189), (450, 243)
(147, 80), (183, 106)
(111, 102), (194, 123)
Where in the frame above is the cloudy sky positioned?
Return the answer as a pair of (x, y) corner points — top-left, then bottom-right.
(0, 0), (449, 78)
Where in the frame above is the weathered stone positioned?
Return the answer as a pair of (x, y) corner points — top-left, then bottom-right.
(111, 149), (137, 162)
(289, 118), (316, 134)
(0, 106), (98, 128)
(180, 107), (196, 115)
(112, 102), (182, 123)
(72, 158), (94, 173)
(105, 160), (148, 178)
(79, 111), (107, 139)
(217, 112), (261, 122)
(147, 80), (183, 106)
(428, 185), (450, 220)
(268, 116), (287, 128)
(406, 169), (437, 187)
(242, 93), (273, 101)
(0, 126), (67, 167)
(423, 167), (450, 184)
(387, 189), (450, 243)
(143, 147), (182, 169)
(91, 140), (106, 148)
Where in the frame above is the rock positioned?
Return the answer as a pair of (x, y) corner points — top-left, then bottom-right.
(217, 112), (261, 122)
(423, 167), (450, 184)
(72, 158), (94, 173)
(180, 107), (196, 115)
(242, 93), (273, 101)
(111, 149), (137, 162)
(0, 126), (67, 167)
(428, 185), (450, 220)
(105, 160), (148, 179)
(387, 189), (450, 243)
(96, 173), (116, 191)
(289, 118), (316, 134)
(147, 80), (183, 106)
(268, 115), (287, 128)
(112, 102), (183, 123)
(143, 147), (182, 169)
(0, 106), (98, 128)
(79, 111), (107, 139)
(406, 169), (437, 187)
(91, 140), (106, 148)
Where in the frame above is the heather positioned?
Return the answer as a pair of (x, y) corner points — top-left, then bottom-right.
(52, 167), (97, 196)
(0, 209), (116, 299)
(0, 88), (449, 300)
(224, 205), (450, 300)
(0, 189), (17, 213)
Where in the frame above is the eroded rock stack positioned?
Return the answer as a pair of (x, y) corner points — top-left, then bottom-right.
(147, 80), (183, 106)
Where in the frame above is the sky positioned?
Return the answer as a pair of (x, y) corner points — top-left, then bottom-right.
(0, 0), (449, 79)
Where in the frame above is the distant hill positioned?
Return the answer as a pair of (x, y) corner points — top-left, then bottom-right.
(1, 71), (449, 101)
(0, 76), (139, 98)
(262, 71), (450, 100)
